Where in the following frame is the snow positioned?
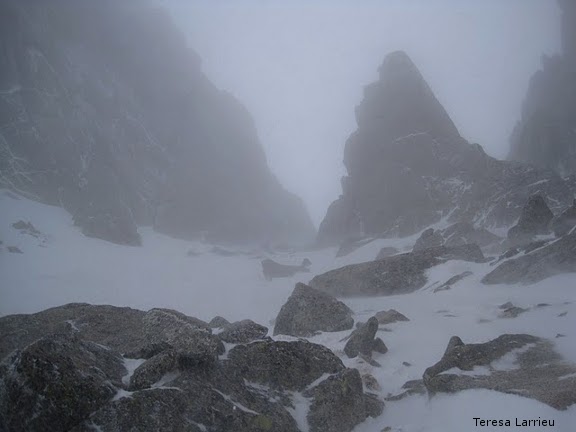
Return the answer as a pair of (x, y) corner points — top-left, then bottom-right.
(1, 189), (576, 431)
(121, 358), (146, 386)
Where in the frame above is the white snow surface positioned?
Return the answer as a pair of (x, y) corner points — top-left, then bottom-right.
(1, 189), (576, 431)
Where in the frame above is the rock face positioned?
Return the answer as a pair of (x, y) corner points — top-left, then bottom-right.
(507, 194), (554, 243)
(551, 199), (576, 237)
(423, 334), (576, 410)
(317, 50), (576, 246)
(273, 283), (354, 336)
(310, 244), (485, 297)
(0, 0), (314, 246)
(0, 303), (380, 432)
(482, 230), (576, 285)
(508, 1), (576, 175)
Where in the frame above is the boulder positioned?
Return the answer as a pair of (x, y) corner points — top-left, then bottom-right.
(0, 303), (147, 360)
(310, 244), (485, 297)
(304, 368), (384, 432)
(129, 350), (177, 391)
(261, 258), (311, 280)
(374, 309), (410, 325)
(209, 315), (231, 328)
(482, 230), (576, 284)
(0, 333), (124, 432)
(423, 334), (576, 410)
(273, 283), (354, 337)
(344, 317), (386, 360)
(412, 228), (444, 251)
(226, 340), (344, 391)
(217, 319), (268, 344)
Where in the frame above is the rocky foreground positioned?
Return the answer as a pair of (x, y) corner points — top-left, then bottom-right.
(1, 275), (575, 432)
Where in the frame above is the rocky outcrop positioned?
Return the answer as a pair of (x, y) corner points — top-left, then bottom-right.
(508, 1), (576, 175)
(273, 283), (354, 336)
(423, 334), (576, 410)
(482, 230), (576, 284)
(551, 199), (576, 237)
(343, 317), (387, 362)
(310, 244), (485, 297)
(318, 50), (576, 246)
(0, 333), (125, 431)
(507, 194), (553, 244)
(0, 303), (380, 432)
(0, 0), (314, 246)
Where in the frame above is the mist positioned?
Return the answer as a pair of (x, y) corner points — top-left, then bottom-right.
(2, 1), (576, 430)
(162, 0), (561, 226)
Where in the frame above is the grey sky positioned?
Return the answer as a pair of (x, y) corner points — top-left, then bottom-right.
(162, 0), (561, 226)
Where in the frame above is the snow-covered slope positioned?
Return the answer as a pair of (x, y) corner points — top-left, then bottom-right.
(1, 189), (575, 431)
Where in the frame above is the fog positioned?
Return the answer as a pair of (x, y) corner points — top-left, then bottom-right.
(162, 0), (561, 226)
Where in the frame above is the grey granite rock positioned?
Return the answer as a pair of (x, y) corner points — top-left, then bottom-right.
(273, 283), (354, 336)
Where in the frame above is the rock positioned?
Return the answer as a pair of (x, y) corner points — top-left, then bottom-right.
(441, 222), (500, 248)
(499, 306), (528, 319)
(310, 244), (484, 297)
(385, 379), (427, 401)
(551, 199), (576, 237)
(508, 0), (576, 177)
(304, 368), (383, 432)
(423, 334), (576, 409)
(129, 350), (177, 391)
(336, 237), (376, 258)
(433, 271), (473, 293)
(11, 220), (42, 237)
(209, 315), (231, 328)
(344, 317), (381, 359)
(3, 304), (384, 432)
(482, 230), (576, 284)
(0, 0), (315, 247)
(375, 246), (399, 260)
(261, 258), (311, 280)
(318, 50), (576, 246)
(413, 228), (444, 251)
(507, 194), (554, 243)
(362, 373), (381, 391)
(73, 208), (142, 246)
(0, 303), (148, 360)
(0, 333), (124, 431)
(6, 245), (22, 254)
(124, 341), (173, 360)
(141, 309), (223, 369)
(273, 283), (354, 337)
(227, 340), (344, 391)
(218, 319), (268, 344)
(374, 309), (410, 325)
(372, 337), (388, 354)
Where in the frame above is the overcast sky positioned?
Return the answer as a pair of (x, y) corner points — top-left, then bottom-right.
(162, 0), (561, 226)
